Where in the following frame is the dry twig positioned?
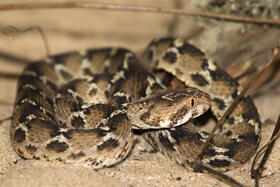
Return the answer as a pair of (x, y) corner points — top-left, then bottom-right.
(2, 25), (50, 57)
(193, 47), (280, 185)
(196, 47), (280, 161)
(251, 114), (280, 187)
(0, 2), (280, 26)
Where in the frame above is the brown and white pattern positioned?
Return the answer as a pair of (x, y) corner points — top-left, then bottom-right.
(143, 37), (261, 171)
(11, 37), (261, 171)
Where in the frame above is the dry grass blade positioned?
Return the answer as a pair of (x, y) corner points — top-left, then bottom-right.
(0, 2), (280, 26)
(196, 47), (280, 162)
(195, 163), (244, 187)
(0, 72), (20, 79)
(251, 114), (280, 187)
(0, 116), (11, 125)
(0, 51), (30, 65)
(2, 26), (50, 58)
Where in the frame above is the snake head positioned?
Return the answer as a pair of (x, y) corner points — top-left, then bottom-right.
(127, 88), (211, 129)
(158, 87), (211, 127)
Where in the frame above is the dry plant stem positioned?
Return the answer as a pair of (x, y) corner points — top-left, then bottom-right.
(2, 26), (50, 57)
(235, 67), (258, 82)
(0, 51), (30, 65)
(251, 114), (280, 187)
(167, 0), (181, 35)
(0, 116), (11, 125)
(196, 164), (244, 187)
(0, 72), (20, 79)
(0, 2), (280, 26)
(192, 48), (280, 187)
(0, 100), (13, 106)
(196, 47), (280, 161)
(253, 80), (280, 98)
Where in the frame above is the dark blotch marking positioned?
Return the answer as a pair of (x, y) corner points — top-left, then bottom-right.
(208, 68), (239, 88)
(106, 112), (128, 132)
(239, 132), (260, 145)
(208, 159), (231, 168)
(241, 96), (260, 123)
(83, 68), (93, 76)
(158, 134), (176, 151)
(163, 52), (177, 64)
(83, 107), (91, 115)
(97, 138), (119, 151)
(140, 111), (151, 124)
(205, 149), (218, 157)
(88, 158), (98, 166)
(71, 102), (82, 112)
(33, 156), (40, 160)
(148, 50), (153, 60)
(67, 84), (77, 92)
(170, 107), (189, 126)
(71, 116), (85, 128)
(51, 53), (71, 64)
(60, 130), (73, 139)
(14, 128), (26, 143)
(18, 74), (58, 93)
(17, 97), (54, 122)
(139, 87), (147, 98)
(213, 98), (226, 110)
(177, 43), (205, 56)
(51, 128), (72, 139)
(17, 149), (24, 156)
(223, 148), (235, 158)
(191, 111), (198, 118)
(151, 82), (163, 92)
(227, 117), (235, 125)
(76, 96), (84, 105)
(175, 68), (183, 76)
(59, 69), (72, 80)
(148, 104), (155, 110)
(225, 131), (232, 137)
(154, 59), (159, 66)
(191, 74), (209, 86)
(68, 151), (86, 160)
(112, 95), (129, 108)
(89, 88), (97, 96)
(45, 111), (55, 121)
(25, 145), (37, 154)
(170, 127), (204, 145)
(144, 133), (159, 151)
(231, 89), (238, 99)
(47, 81), (57, 91)
(16, 86), (53, 106)
(105, 90), (110, 99)
(46, 140), (69, 152)
(201, 59), (209, 70)
(22, 63), (43, 77)
(110, 77), (125, 96)
(96, 129), (108, 137)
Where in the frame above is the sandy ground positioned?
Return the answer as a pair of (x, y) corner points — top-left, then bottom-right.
(0, 0), (279, 186)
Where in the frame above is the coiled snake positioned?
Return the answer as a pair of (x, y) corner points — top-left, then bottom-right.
(11, 37), (261, 171)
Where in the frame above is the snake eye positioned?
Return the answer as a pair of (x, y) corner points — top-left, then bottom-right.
(186, 97), (197, 108)
(190, 98), (195, 107)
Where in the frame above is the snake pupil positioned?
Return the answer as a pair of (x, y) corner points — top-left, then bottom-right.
(190, 98), (195, 107)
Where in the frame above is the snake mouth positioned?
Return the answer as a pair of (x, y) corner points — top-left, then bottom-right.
(169, 105), (210, 128)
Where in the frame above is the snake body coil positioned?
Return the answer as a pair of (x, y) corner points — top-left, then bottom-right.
(11, 37), (261, 171)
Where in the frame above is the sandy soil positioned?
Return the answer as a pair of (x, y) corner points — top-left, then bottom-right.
(0, 0), (279, 186)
